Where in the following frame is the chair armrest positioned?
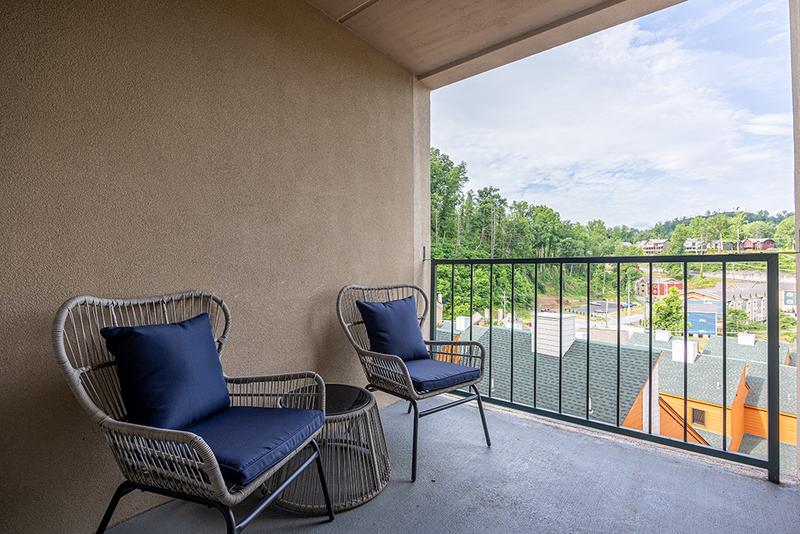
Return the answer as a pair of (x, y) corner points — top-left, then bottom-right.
(355, 349), (417, 398)
(225, 372), (325, 411)
(425, 340), (486, 374)
(99, 417), (229, 501)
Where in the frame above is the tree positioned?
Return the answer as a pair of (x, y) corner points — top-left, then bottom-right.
(742, 220), (775, 239)
(430, 148), (468, 246)
(725, 307), (751, 334)
(652, 288), (685, 334)
(774, 215), (795, 249)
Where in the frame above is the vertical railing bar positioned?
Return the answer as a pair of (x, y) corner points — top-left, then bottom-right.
(648, 262), (653, 434)
(489, 262), (494, 399)
(429, 263), (437, 340)
(616, 262), (621, 427)
(586, 262), (591, 420)
(559, 262), (563, 414)
(533, 264), (538, 409)
(722, 261), (727, 451)
(469, 264), (474, 342)
(683, 261), (688, 443)
(450, 264), (455, 342)
(766, 255), (780, 483)
(510, 263), (516, 403)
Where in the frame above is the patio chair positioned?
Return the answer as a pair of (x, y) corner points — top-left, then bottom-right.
(336, 284), (491, 482)
(52, 291), (334, 534)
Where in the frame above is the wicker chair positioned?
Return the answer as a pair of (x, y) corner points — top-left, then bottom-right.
(52, 291), (334, 534)
(336, 284), (491, 482)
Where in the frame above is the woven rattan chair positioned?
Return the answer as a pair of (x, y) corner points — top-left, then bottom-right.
(52, 291), (334, 534)
(336, 284), (491, 482)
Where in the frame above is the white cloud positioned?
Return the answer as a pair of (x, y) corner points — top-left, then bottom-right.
(431, 10), (793, 228)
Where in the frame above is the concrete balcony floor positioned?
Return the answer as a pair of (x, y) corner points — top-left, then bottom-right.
(111, 397), (798, 534)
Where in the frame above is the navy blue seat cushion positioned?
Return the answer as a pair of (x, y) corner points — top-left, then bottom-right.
(185, 407), (324, 486)
(405, 358), (480, 392)
(355, 296), (428, 361)
(100, 313), (229, 429)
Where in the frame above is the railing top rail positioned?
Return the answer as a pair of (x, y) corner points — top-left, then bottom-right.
(431, 252), (783, 265)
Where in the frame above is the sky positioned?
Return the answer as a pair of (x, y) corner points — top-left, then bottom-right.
(431, 0), (794, 229)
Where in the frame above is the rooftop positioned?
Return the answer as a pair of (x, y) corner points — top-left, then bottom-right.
(108, 399), (800, 533)
(465, 327), (653, 425)
(703, 336), (793, 365)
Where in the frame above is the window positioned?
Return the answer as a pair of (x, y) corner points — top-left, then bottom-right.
(691, 408), (706, 427)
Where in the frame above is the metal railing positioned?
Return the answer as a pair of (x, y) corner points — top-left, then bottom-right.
(430, 253), (782, 482)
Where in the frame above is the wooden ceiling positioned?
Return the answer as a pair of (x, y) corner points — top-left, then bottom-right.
(305, 0), (683, 89)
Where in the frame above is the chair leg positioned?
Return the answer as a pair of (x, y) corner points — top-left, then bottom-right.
(211, 504), (238, 534)
(410, 399), (419, 482)
(407, 401), (413, 414)
(471, 385), (491, 447)
(311, 440), (335, 522)
(96, 481), (135, 534)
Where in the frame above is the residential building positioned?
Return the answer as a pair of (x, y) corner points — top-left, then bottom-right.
(637, 238), (669, 255)
(741, 238), (776, 250)
(636, 276), (683, 296)
(707, 239), (734, 251)
(683, 238), (706, 255)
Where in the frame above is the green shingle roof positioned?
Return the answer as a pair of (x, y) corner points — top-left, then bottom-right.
(740, 361), (796, 413)
(471, 327), (653, 426)
(628, 332), (673, 352)
(657, 352), (746, 406)
(703, 336), (792, 365)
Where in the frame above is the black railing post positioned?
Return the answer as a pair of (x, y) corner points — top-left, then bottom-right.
(586, 262), (591, 420)
(722, 262), (727, 451)
(559, 262), (563, 414)
(766, 255), (780, 483)
(683, 261), (688, 443)
(648, 262), (653, 434)
(469, 264), (474, 342)
(450, 264), (455, 342)
(430, 262), (437, 340)
(616, 263), (621, 427)
(510, 263), (515, 403)
(533, 264), (538, 409)
(489, 262), (494, 398)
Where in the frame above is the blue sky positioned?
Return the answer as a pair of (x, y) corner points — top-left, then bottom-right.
(431, 0), (794, 228)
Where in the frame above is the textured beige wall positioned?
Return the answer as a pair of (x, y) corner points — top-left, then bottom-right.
(0, 1), (430, 531)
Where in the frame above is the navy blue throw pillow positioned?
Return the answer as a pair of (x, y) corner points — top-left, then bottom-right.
(100, 313), (230, 429)
(355, 296), (428, 361)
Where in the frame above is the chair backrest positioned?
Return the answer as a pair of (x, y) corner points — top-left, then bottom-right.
(336, 284), (429, 353)
(52, 291), (231, 423)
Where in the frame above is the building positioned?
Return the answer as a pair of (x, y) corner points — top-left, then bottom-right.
(741, 238), (776, 251)
(686, 301), (718, 337)
(707, 239), (734, 251)
(636, 276), (683, 296)
(656, 342), (797, 472)
(637, 239), (668, 255)
(683, 238), (706, 255)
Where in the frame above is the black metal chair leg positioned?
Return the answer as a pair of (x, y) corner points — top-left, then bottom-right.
(471, 385), (491, 447)
(211, 504), (238, 534)
(311, 440), (335, 522)
(407, 401), (413, 414)
(411, 400), (419, 482)
(96, 481), (135, 534)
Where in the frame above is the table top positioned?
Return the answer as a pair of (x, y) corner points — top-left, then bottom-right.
(326, 383), (372, 416)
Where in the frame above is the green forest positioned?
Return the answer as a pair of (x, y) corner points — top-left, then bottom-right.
(430, 147), (795, 333)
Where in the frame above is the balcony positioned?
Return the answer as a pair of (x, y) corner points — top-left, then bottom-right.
(5, 1), (800, 533)
(110, 399), (798, 533)
(431, 253), (793, 481)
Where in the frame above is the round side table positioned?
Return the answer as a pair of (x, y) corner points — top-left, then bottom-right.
(270, 384), (391, 514)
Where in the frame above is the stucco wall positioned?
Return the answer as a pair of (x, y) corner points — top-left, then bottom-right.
(0, 1), (430, 531)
